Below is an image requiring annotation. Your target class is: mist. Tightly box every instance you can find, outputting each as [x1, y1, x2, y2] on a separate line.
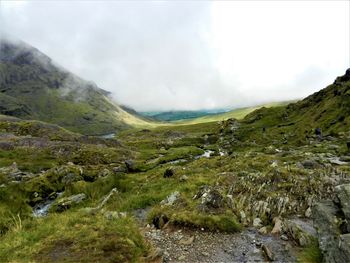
[1, 1, 349, 111]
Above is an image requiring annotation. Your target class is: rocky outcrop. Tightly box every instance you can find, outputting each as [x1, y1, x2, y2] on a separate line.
[193, 186, 224, 212]
[313, 184, 350, 262]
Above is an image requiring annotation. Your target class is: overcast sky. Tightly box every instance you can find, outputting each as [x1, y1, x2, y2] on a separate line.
[1, 1, 349, 111]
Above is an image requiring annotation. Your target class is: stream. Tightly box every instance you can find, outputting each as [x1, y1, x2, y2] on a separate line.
[32, 192, 63, 217]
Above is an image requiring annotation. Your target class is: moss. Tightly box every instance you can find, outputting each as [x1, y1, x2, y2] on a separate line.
[297, 239, 323, 263]
[148, 207, 241, 233]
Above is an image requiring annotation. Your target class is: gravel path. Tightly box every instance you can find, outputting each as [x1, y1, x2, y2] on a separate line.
[143, 225, 298, 263]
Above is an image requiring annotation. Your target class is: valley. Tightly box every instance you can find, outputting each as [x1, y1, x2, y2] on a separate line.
[0, 68, 349, 262]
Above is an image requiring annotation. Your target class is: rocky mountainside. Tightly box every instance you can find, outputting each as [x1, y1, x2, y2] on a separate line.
[0, 37, 150, 135]
[0, 45, 349, 263]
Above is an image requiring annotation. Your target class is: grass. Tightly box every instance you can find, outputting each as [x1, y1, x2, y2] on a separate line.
[176, 101, 294, 125]
[0, 211, 149, 263]
[297, 239, 323, 263]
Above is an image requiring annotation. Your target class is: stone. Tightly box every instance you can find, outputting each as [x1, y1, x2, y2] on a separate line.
[271, 217, 282, 235]
[258, 226, 268, 235]
[262, 244, 275, 261]
[305, 207, 312, 218]
[112, 166, 127, 173]
[283, 219, 312, 247]
[61, 172, 83, 185]
[195, 186, 224, 211]
[179, 236, 195, 245]
[125, 160, 137, 172]
[163, 167, 175, 178]
[240, 211, 247, 225]
[302, 160, 318, 169]
[160, 191, 180, 206]
[280, 234, 289, 241]
[52, 193, 86, 212]
[253, 218, 262, 228]
[179, 175, 188, 182]
[335, 184, 350, 231]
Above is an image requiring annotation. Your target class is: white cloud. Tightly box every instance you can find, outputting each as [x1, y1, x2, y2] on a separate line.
[1, 1, 349, 111]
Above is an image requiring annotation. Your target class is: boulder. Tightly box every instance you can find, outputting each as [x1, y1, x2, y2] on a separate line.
[160, 191, 180, 206]
[335, 184, 350, 232]
[283, 219, 312, 247]
[163, 167, 175, 178]
[271, 217, 282, 235]
[313, 200, 347, 262]
[194, 186, 224, 211]
[301, 160, 319, 169]
[125, 160, 136, 172]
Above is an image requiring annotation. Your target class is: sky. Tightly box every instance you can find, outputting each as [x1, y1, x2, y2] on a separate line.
[0, 1, 349, 111]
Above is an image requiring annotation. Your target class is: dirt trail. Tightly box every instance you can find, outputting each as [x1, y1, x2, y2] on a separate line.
[143, 226, 298, 263]
[135, 209, 299, 263]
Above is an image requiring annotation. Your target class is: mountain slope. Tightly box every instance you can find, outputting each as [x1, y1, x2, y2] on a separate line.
[0, 37, 151, 135]
[228, 69, 350, 145]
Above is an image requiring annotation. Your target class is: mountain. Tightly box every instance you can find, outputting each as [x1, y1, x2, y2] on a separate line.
[0, 37, 150, 135]
[229, 69, 350, 145]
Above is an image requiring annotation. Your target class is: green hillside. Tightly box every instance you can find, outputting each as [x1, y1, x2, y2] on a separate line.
[0, 38, 151, 135]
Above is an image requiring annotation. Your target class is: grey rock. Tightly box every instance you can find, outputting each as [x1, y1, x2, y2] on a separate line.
[161, 191, 180, 206]
[302, 160, 319, 169]
[335, 184, 350, 231]
[262, 244, 275, 261]
[283, 219, 312, 247]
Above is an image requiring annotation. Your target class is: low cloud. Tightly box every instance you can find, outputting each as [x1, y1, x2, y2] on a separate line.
[1, 1, 349, 111]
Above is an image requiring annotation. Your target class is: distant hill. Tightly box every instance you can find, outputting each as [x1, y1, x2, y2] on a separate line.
[140, 109, 229, 122]
[176, 101, 294, 125]
[0, 37, 151, 135]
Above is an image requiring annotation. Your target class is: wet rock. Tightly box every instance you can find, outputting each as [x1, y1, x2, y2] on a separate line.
[161, 191, 180, 206]
[164, 167, 175, 178]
